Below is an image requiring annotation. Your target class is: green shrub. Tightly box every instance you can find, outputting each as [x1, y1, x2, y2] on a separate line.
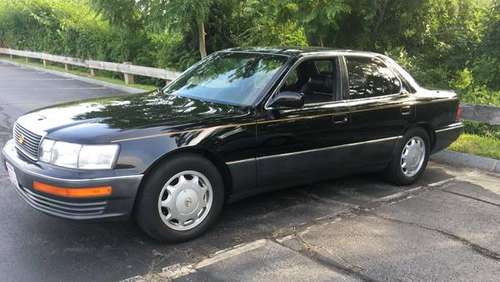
[0, 0, 151, 64]
[458, 86, 500, 106]
[463, 120, 500, 139]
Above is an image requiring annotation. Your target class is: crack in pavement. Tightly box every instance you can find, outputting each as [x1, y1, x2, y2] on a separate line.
[441, 189, 500, 208]
[371, 213, 500, 262]
[296, 189, 360, 208]
[273, 235, 379, 282]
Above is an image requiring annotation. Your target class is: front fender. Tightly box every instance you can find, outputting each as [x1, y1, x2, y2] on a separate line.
[114, 123, 257, 175]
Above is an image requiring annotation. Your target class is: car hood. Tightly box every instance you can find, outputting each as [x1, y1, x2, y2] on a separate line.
[16, 91, 251, 143]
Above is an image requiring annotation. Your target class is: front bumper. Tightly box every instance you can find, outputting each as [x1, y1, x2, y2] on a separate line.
[2, 139, 143, 220]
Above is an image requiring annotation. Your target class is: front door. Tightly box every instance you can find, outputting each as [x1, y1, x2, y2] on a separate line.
[255, 57, 353, 192]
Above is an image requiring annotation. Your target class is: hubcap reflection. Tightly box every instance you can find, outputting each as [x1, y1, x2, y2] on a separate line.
[158, 171, 213, 231]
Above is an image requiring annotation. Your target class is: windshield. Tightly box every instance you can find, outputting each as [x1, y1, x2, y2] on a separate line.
[163, 52, 288, 107]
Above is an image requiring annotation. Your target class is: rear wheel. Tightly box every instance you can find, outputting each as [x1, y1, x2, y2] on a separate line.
[384, 128, 430, 185]
[135, 154, 224, 243]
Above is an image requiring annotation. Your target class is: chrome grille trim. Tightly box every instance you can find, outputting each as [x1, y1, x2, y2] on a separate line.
[14, 123, 43, 161]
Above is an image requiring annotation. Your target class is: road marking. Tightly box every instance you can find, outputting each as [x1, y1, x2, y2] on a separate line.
[374, 177, 456, 203]
[154, 239, 268, 280]
[427, 177, 456, 187]
[374, 186, 424, 202]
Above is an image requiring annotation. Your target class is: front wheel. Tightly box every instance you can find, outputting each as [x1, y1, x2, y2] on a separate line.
[135, 154, 224, 243]
[384, 127, 430, 185]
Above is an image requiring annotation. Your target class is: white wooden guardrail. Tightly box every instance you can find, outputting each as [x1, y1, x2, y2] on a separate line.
[0, 48, 181, 84]
[461, 104, 500, 125]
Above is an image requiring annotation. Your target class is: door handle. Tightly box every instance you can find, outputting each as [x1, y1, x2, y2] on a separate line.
[401, 106, 412, 116]
[332, 115, 349, 125]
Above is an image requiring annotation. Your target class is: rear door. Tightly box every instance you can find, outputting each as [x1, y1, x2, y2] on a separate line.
[341, 55, 415, 168]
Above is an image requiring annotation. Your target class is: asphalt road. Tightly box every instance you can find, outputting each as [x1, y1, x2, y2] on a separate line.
[0, 61, 499, 282]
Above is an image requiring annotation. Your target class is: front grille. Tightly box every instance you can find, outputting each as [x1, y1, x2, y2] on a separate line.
[14, 123, 42, 160]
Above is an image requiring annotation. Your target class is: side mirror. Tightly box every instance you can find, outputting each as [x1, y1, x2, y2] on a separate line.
[269, 91, 304, 109]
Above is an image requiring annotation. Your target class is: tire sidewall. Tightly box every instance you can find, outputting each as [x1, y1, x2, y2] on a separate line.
[136, 154, 224, 243]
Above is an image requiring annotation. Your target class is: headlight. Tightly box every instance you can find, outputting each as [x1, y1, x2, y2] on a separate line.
[39, 139, 119, 170]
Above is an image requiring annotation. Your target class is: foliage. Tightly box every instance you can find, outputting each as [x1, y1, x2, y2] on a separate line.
[0, 0, 141, 62]
[230, 0, 308, 47]
[0, 0, 498, 105]
[451, 120, 500, 160]
[449, 134, 500, 159]
[273, 0, 351, 46]
[463, 120, 500, 139]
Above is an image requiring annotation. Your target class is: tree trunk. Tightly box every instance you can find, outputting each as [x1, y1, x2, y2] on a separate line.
[198, 21, 207, 58]
[373, 0, 390, 41]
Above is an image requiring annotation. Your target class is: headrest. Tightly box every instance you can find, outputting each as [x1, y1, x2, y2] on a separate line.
[307, 75, 334, 94]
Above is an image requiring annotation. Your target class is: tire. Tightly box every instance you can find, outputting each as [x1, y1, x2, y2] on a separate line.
[135, 154, 225, 243]
[384, 127, 430, 185]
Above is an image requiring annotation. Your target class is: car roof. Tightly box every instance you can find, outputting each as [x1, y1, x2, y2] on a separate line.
[224, 47, 382, 58]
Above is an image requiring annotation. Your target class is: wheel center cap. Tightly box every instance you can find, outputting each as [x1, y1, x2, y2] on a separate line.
[408, 148, 419, 164]
[185, 197, 193, 208]
[176, 189, 199, 215]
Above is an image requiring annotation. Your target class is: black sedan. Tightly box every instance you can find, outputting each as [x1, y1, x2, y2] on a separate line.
[2, 48, 463, 242]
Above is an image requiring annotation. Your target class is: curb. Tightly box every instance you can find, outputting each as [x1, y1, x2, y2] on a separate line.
[0, 59, 145, 94]
[431, 150, 500, 173]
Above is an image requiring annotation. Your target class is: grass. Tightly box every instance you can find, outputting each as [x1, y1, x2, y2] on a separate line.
[449, 134, 500, 159]
[0, 55, 158, 91]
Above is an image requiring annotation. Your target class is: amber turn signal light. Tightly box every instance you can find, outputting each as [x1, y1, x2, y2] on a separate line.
[33, 181, 112, 198]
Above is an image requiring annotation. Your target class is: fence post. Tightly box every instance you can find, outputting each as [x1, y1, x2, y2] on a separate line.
[25, 57, 29, 64]
[64, 64, 69, 72]
[123, 62, 134, 85]
[9, 54, 13, 60]
[43, 59, 47, 67]
[89, 68, 95, 77]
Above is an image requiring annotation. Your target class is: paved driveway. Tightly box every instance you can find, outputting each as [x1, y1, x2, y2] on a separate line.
[0, 61, 499, 282]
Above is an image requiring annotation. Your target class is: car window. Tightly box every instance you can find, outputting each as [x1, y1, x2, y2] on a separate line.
[163, 52, 288, 107]
[315, 60, 334, 74]
[279, 59, 337, 104]
[345, 56, 402, 99]
[284, 69, 299, 86]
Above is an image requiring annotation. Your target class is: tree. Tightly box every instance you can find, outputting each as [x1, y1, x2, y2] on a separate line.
[145, 0, 213, 58]
[93, 0, 215, 59]
[275, 0, 351, 46]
